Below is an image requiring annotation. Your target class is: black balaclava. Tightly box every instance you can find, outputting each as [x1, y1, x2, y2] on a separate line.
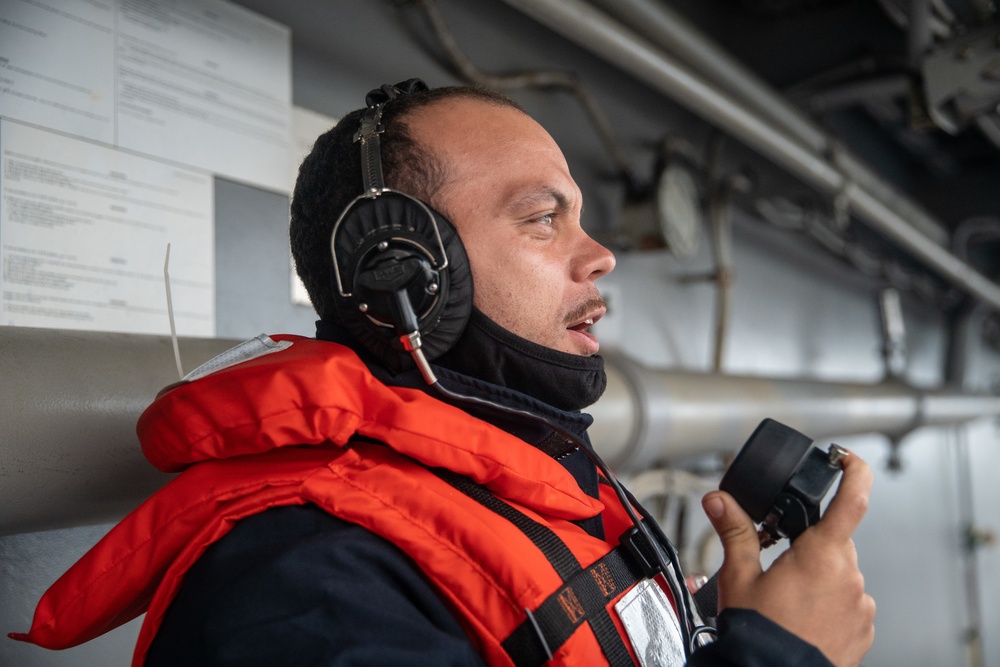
[431, 307, 606, 412]
[317, 306, 607, 413]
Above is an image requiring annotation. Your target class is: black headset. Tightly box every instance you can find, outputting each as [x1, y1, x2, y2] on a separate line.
[329, 79, 473, 373]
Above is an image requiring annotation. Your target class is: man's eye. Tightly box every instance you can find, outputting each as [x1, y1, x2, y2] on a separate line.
[533, 214, 554, 225]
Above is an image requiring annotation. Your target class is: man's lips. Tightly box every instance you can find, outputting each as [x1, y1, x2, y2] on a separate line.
[564, 297, 607, 332]
[563, 297, 607, 353]
[567, 309, 604, 332]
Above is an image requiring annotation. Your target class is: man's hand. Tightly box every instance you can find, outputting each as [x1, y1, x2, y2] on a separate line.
[702, 451, 876, 667]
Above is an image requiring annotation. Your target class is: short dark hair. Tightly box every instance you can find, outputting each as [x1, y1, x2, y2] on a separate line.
[290, 85, 524, 322]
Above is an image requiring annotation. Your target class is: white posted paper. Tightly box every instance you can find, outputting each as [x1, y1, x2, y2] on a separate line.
[1, 120, 214, 336]
[116, 0, 292, 192]
[1, 0, 292, 193]
[0, 0, 115, 143]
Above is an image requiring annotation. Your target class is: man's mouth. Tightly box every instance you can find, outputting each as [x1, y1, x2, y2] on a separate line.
[563, 297, 607, 354]
[567, 316, 597, 332]
[565, 296, 606, 332]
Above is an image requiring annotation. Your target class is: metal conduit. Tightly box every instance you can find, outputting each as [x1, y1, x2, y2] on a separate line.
[4, 328, 999, 535]
[590, 350, 1000, 472]
[499, 0, 1000, 312]
[585, 0, 948, 245]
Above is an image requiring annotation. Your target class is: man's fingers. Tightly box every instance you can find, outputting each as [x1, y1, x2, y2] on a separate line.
[702, 491, 763, 577]
[844, 538, 859, 565]
[814, 452, 873, 543]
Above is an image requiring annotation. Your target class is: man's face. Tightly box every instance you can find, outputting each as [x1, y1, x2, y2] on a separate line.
[406, 98, 616, 356]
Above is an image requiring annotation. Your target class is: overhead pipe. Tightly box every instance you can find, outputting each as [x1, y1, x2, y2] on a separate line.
[586, 0, 832, 158]
[499, 0, 1000, 312]
[586, 0, 947, 245]
[4, 328, 999, 535]
[589, 349, 1000, 472]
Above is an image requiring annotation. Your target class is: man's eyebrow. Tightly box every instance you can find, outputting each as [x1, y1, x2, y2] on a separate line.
[503, 186, 572, 214]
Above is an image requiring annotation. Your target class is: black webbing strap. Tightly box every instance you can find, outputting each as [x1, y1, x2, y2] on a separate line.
[501, 546, 644, 667]
[533, 432, 577, 460]
[436, 470, 635, 666]
[437, 469, 578, 579]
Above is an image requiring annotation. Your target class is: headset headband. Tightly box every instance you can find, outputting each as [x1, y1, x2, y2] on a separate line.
[353, 79, 429, 196]
[354, 103, 387, 195]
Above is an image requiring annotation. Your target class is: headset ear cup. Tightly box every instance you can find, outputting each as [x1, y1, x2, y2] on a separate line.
[332, 192, 472, 371]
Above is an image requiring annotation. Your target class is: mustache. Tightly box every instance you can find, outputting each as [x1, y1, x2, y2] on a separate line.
[563, 296, 607, 326]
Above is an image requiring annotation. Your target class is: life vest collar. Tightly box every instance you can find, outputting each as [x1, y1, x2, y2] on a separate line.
[138, 335, 604, 521]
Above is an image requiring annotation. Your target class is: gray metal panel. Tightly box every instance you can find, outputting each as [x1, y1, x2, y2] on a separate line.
[214, 177, 316, 339]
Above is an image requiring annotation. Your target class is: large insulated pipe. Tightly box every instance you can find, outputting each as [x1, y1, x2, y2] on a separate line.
[0, 327, 236, 536]
[4, 328, 1000, 535]
[499, 0, 1000, 312]
[590, 350, 1000, 472]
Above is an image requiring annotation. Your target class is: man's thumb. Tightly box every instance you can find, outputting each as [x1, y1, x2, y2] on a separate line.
[702, 491, 762, 573]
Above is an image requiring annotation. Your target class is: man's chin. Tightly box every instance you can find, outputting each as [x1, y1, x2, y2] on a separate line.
[563, 330, 601, 356]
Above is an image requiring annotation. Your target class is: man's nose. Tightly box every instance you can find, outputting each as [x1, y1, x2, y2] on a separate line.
[575, 231, 616, 281]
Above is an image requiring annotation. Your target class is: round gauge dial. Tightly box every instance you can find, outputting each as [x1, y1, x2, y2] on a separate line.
[656, 163, 703, 261]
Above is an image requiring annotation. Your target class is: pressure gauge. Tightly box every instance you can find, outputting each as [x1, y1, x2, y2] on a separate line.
[655, 163, 703, 261]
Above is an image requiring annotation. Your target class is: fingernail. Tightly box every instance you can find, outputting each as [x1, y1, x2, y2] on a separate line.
[704, 494, 725, 519]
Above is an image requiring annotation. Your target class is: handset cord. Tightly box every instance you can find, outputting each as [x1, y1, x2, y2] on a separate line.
[405, 342, 708, 657]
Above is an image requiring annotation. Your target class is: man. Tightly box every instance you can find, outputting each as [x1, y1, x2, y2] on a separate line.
[13, 81, 874, 666]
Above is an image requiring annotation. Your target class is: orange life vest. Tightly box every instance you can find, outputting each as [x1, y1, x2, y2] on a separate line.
[12, 336, 675, 666]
